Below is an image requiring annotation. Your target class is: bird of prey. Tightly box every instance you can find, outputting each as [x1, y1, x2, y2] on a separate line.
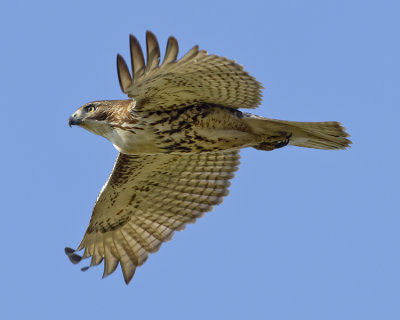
[66, 31, 351, 284]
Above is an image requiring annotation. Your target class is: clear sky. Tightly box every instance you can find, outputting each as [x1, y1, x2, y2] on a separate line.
[0, 0, 398, 319]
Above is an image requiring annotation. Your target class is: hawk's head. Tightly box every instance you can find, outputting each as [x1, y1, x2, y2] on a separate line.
[69, 100, 132, 136]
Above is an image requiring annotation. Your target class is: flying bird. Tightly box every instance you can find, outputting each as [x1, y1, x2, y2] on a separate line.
[66, 31, 351, 284]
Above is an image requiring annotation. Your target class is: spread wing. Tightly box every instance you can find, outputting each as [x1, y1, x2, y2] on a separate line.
[66, 150, 240, 284]
[116, 31, 262, 111]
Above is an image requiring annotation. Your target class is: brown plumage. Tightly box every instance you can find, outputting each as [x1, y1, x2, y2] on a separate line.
[67, 31, 351, 284]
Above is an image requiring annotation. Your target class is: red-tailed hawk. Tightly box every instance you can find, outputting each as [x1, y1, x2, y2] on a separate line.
[66, 31, 351, 284]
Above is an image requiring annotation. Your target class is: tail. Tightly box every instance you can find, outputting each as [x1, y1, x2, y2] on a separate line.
[244, 116, 351, 150]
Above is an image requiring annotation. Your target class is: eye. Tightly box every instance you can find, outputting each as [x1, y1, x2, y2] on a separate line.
[86, 105, 96, 112]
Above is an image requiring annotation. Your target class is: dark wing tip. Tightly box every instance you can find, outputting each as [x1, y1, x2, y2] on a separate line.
[129, 34, 145, 80]
[123, 269, 136, 285]
[129, 33, 139, 45]
[145, 30, 157, 43]
[161, 36, 179, 66]
[145, 30, 160, 73]
[117, 54, 133, 93]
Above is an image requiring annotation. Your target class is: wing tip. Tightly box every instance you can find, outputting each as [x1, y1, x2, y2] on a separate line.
[116, 54, 132, 93]
[145, 30, 161, 73]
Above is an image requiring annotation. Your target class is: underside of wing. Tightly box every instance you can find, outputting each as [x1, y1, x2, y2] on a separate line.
[117, 31, 263, 111]
[66, 150, 240, 284]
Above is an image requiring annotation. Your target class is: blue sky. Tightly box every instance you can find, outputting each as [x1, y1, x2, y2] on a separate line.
[0, 0, 399, 319]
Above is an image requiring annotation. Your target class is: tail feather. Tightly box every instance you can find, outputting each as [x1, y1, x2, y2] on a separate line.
[244, 116, 351, 150]
[285, 120, 351, 150]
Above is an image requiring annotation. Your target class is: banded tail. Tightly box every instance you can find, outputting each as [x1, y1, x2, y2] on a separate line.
[244, 115, 351, 150]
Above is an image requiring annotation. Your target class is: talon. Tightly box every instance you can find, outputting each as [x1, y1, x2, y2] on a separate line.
[68, 253, 83, 264]
[65, 246, 83, 264]
[275, 133, 292, 149]
[65, 247, 75, 255]
[81, 266, 90, 272]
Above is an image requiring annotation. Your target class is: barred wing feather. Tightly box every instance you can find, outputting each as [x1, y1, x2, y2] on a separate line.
[66, 151, 240, 284]
[117, 31, 262, 111]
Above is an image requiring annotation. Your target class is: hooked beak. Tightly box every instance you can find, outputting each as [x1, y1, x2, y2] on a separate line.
[68, 115, 82, 127]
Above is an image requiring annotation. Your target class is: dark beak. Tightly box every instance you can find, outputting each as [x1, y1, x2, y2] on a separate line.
[68, 116, 82, 127]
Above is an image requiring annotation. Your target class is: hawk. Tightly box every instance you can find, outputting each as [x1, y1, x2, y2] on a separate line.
[66, 31, 351, 284]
